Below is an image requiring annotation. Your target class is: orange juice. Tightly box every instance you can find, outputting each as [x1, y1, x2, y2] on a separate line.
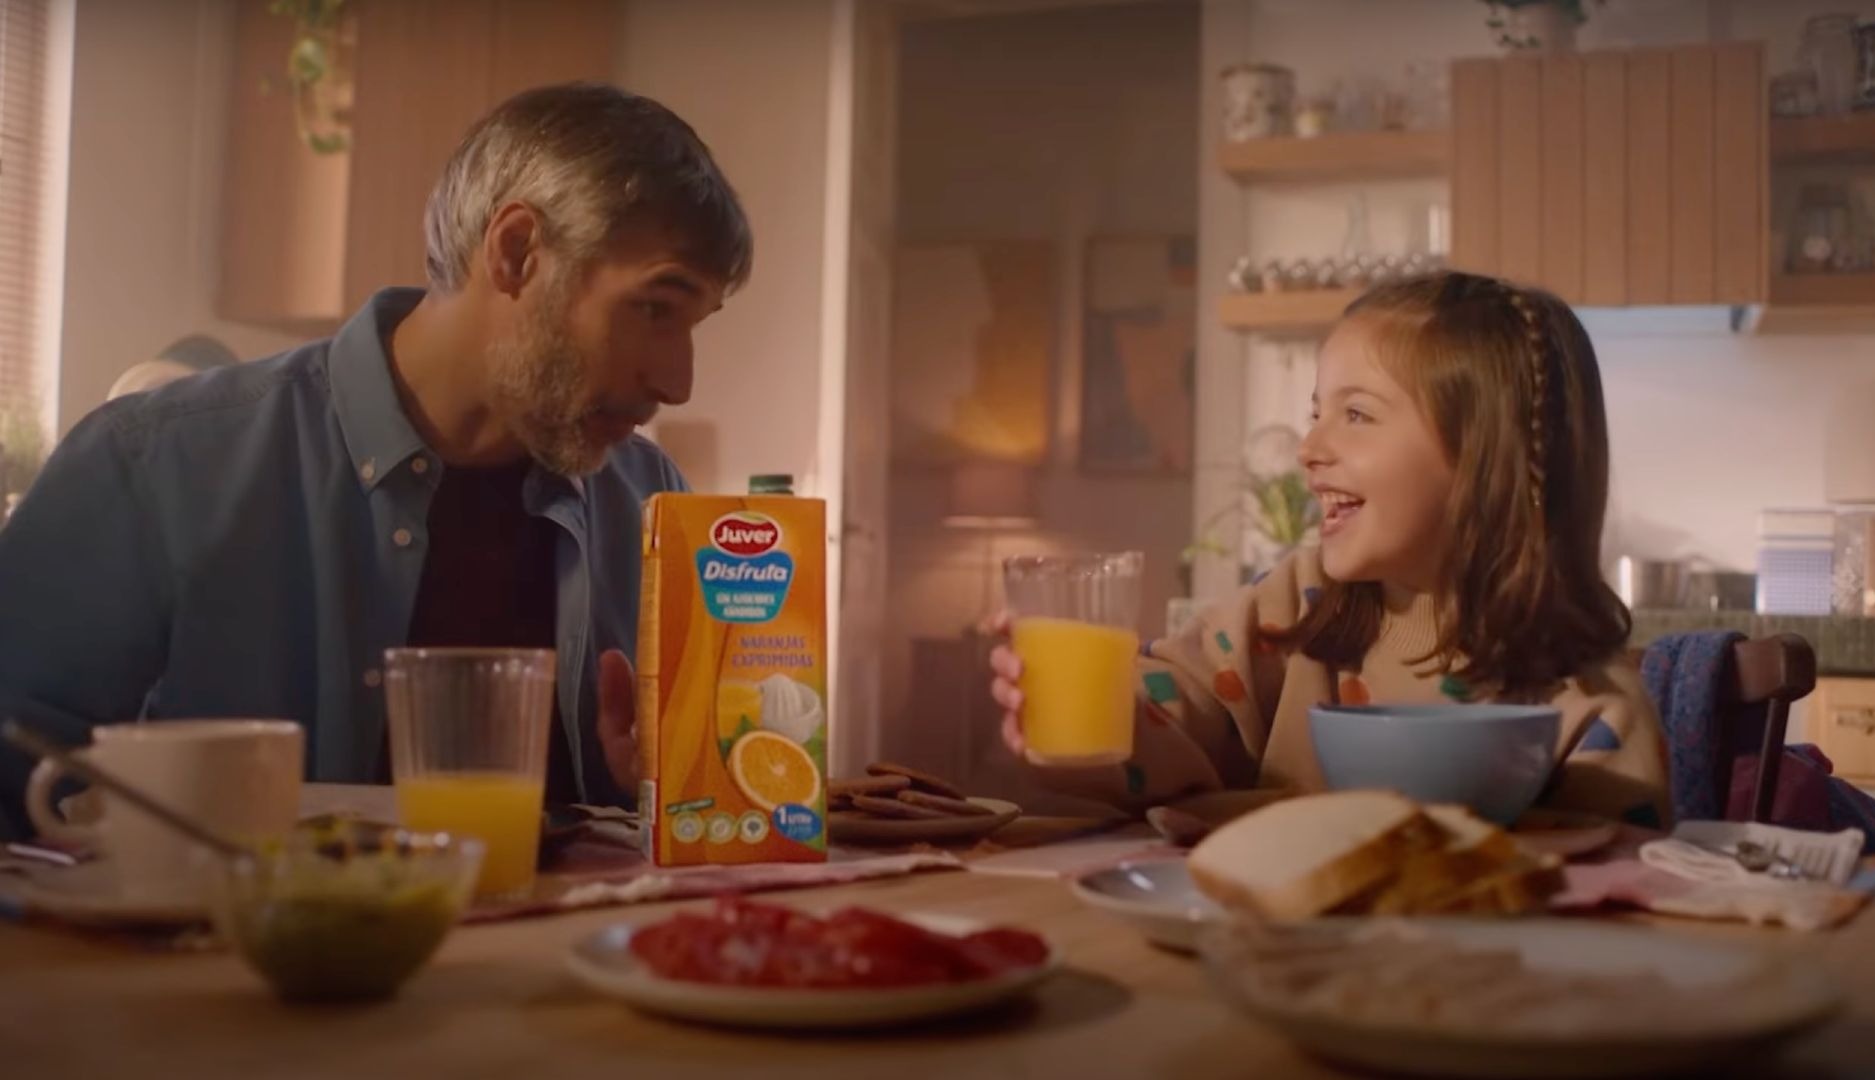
[1013, 616, 1139, 766]
[395, 771, 544, 898]
[638, 494, 827, 866]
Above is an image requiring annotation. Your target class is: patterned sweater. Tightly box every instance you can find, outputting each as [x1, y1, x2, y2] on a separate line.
[1052, 548, 1672, 828]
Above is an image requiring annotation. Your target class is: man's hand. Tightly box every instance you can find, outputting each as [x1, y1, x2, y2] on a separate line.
[597, 649, 639, 792]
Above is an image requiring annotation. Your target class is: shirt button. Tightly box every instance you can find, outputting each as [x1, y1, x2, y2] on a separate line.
[363, 668, 382, 688]
[359, 460, 376, 482]
[392, 528, 413, 548]
[410, 457, 430, 475]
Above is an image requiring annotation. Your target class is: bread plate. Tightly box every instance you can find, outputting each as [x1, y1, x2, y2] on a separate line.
[1199, 916, 1842, 1079]
[1070, 859, 1224, 952]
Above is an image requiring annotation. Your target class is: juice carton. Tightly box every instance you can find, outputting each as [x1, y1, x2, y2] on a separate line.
[637, 492, 828, 865]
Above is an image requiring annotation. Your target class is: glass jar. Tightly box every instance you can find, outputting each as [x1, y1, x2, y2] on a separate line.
[1857, 20, 1875, 109]
[1221, 64, 1295, 141]
[1789, 184, 1853, 274]
[1770, 69, 1822, 117]
[1801, 14, 1860, 115]
[1833, 510, 1875, 616]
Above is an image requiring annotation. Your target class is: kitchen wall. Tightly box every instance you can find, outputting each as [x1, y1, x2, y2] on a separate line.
[883, 2, 1199, 788]
[55, 0, 305, 436]
[55, 0, 845, 496]
[620, 0, 838, 499]
[1201, 0, 1875, 581]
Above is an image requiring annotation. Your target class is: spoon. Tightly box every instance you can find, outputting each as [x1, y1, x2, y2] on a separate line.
[2, 721, 254, 865]
[1731, 839, 1810, 881]
[1690, 837, 1809, 881]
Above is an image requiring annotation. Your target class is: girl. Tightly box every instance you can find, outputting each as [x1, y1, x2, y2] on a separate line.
[990, 271, 1672, 828]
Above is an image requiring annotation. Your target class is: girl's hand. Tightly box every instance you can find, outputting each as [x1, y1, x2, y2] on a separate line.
[984, 612, 1027, 759]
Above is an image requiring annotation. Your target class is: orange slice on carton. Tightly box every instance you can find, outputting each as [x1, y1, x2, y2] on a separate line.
[728, 731, 821, 812]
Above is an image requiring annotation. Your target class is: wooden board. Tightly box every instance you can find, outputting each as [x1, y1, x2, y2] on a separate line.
[1668, 46, 1717, 304]
[1450, 58, 1501, 276]
[1538, 54, 1585, 302]
[1496, 56, 1543, 285]
[1712, 42, 1765, 304]
[1218, 131, 1450, 182]
[5, 851, 1875, 1078]
[1770, 112, 1875, 163]
[1625, 50, 1673, 305]
[1768, 272, 1875, 306]
[1581, 52, 1628, 305]
[1219, 289, 1362, 335]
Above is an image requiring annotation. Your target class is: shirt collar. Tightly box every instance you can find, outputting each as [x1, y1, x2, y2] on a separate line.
[327, 287, 433, 493]
[327, 286, 590, 502]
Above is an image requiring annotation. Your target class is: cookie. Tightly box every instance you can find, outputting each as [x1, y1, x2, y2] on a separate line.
[850, 794, 951, 820]
[864, 761, 967, 801]
[828, 774, 912, 799]
[897, 790, 993, 818]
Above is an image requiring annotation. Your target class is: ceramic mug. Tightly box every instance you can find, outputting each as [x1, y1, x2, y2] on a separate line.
[26, 720, 304, 901]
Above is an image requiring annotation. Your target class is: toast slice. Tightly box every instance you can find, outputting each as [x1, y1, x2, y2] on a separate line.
[1414, 852, 1566, 916]
[1351, 804, 1525, 916]
[1189, 790, 1440, 920]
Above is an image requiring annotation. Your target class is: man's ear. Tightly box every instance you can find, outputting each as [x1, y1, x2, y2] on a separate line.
[480, 201, 541, 299]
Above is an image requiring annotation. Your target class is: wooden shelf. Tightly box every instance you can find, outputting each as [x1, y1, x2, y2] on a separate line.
[1769, 272, 1875, 306]
[1770, 114, 1875, 164]
[1220, 289, 1361, 335]
[1220, 130, 1451, 182]
[1742, 273, 1875, 333]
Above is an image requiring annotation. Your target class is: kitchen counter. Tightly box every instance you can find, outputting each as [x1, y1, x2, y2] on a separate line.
[1630, 610, 1875, 677]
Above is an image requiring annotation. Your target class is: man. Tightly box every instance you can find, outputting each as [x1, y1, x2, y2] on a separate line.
[0, 83, 751, 838]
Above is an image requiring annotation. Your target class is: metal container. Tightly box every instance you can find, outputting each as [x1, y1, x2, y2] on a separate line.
[1684, 570, 1758, 613]
[1615, 557, 1688, 610]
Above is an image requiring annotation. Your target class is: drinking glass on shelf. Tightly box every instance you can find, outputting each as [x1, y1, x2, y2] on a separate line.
[1800, 14, 1860, 115]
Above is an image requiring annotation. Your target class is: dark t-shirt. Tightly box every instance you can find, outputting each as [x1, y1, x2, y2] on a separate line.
[401, 460, 578, 803]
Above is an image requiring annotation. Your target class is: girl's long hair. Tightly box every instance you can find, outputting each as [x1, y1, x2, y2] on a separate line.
[1287, 271, 1631, 696]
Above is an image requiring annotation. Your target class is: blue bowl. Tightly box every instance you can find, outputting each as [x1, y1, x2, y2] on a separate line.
[1307, 704, 1561, 825]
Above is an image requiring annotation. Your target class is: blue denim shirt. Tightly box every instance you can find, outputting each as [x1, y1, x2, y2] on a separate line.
[0, 289, 684, 838]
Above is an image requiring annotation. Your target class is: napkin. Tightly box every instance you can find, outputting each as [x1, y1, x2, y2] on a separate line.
[1552, 821, 1871, 932]
[465, 851, 963, 923]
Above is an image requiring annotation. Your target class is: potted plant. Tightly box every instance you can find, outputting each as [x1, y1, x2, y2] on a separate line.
[267, 0, 354, 155]
[1480, 0, 1604, 53]
[1172, 426, 1320, 632]
[0, 407, 45, 518]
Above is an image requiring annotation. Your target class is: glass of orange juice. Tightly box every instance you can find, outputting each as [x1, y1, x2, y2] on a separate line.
[1004, 552, 1143, 767]
[383, 647, 555, 901]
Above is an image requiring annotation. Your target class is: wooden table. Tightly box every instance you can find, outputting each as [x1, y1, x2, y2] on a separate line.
[5, 866, 1875, 1078]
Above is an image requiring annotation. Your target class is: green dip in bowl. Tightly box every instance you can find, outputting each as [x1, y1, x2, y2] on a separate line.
[214, 819, 483, 1003]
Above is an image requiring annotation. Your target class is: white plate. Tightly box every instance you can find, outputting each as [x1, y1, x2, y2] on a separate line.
[2, 860, 209, 927]
[1070, 859, 1224, 952]
[1202, 918, 1844, 1080]
[566, 911, 1058, 1030]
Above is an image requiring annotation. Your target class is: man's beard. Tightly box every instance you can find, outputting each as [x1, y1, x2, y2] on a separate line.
[486, 274, 614, 477]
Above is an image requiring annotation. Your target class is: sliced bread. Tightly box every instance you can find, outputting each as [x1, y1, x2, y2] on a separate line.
[1351, 804, 1524, 916]
[1416, 853, 1566, 916]
[1189, 790, 1439, 920]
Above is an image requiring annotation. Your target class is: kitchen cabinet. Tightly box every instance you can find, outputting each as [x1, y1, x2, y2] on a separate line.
[1449, 43, 1766, 307]
[1809, 677, 1875, 787]
[217, 0, 618, 332]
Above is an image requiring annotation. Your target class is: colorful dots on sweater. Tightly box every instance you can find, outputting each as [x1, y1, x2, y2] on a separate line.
[1213, 669, 1247, 703]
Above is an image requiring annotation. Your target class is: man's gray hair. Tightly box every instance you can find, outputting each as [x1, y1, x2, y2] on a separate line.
[423, 82, 752, 293]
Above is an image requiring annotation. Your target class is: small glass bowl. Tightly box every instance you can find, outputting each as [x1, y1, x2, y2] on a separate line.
[213, 819, 483, 1003]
